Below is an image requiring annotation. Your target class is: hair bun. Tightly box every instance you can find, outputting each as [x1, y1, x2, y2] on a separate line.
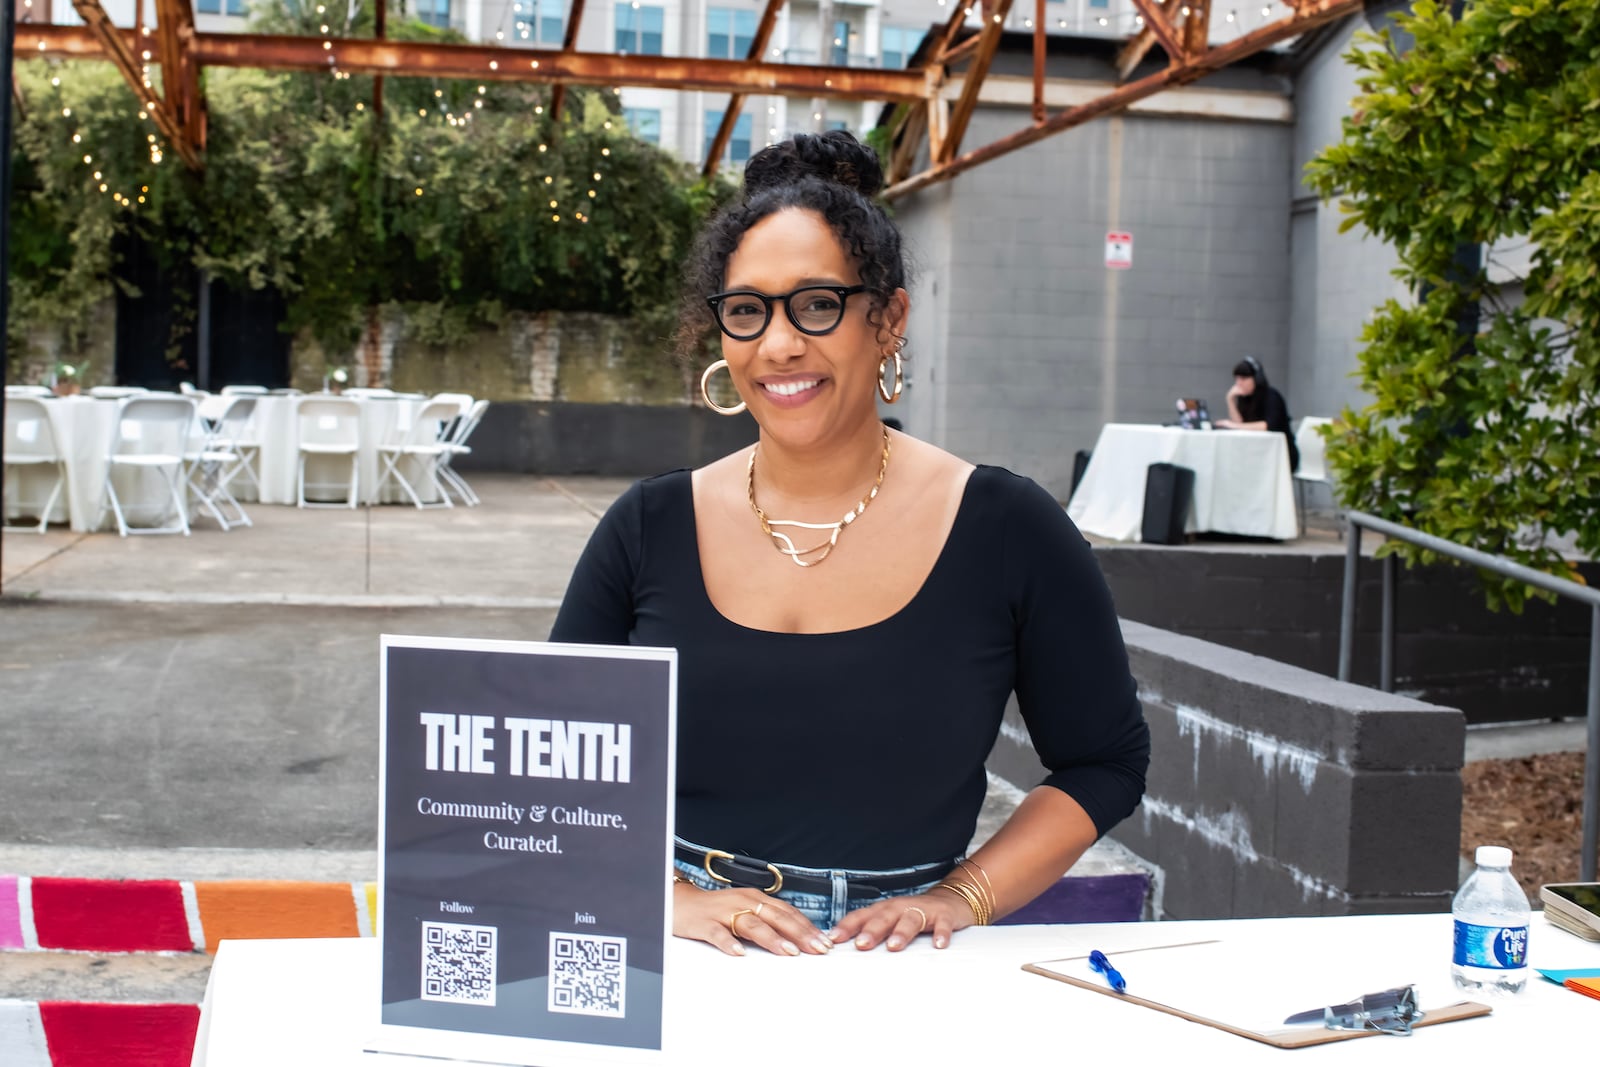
[743, 131, 884, 199]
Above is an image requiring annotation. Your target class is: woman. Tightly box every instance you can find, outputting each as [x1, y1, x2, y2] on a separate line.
[1217, 356, 1300, 472]
[550, 132, 1148, 958]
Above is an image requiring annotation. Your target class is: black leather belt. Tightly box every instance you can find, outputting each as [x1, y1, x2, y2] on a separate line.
[674, 844, 956, 899]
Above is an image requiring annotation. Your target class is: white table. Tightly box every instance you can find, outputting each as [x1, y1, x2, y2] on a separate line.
[2, 396, 184, 533]
[250, 395, 441, 506]
[1068, 423, 1298, 541]
[191, 913, 1593, 1065]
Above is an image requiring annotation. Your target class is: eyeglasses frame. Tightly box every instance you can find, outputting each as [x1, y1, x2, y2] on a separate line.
[706, 284, 870, 341]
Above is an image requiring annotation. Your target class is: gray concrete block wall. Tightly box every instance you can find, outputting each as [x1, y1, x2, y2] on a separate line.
[987, 619, 1465, 920]
[895, 98, 1293, 498]
[1288, 16, 1409, 423]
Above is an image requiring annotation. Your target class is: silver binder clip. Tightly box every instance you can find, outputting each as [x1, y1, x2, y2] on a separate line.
[1283, 985, 1426, 1036]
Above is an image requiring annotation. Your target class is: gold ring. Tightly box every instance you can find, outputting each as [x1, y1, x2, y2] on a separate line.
[905, 906, 928, 933]
[729, 908, 756, 935]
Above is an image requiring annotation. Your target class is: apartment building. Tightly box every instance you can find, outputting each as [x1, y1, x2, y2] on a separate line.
[30, 0, 1297, 166]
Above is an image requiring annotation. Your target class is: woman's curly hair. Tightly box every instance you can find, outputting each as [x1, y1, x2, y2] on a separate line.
[674, 130, 909, 362]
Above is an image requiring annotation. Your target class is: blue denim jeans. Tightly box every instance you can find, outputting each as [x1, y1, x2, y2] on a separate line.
[673, 836, 950, 930]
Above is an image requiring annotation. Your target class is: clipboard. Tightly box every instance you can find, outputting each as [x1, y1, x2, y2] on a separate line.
[1023, 941, 1493, 1049]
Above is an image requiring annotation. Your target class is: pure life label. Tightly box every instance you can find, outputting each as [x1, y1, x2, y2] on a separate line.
[1453, 922, 1529, 969]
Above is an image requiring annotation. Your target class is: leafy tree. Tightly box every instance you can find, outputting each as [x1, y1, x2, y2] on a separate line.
[8, 0, 734, 367]
[1306, 0, 1600, 609]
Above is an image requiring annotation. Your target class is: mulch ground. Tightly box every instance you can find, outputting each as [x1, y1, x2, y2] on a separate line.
[1460, 750, 1587, 899]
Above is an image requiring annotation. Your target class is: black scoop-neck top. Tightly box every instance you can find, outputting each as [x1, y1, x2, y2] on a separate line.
[549, 464, 1148, 870]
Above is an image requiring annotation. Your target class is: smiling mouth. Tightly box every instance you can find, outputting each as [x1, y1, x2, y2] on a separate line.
[763, 380, 822, 397]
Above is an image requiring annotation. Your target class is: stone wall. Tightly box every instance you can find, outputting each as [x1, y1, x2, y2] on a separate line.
[6, 302, 119, 392]
[288, 307, 692, 406]
[986, 619, 1465, 920]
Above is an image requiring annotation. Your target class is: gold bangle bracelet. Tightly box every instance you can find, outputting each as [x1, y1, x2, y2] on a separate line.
[934, 879, 991, 926]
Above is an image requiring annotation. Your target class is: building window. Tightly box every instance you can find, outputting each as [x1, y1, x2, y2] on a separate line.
[830, 19, 850, 65]
[707, 8, 757, 59]
[1088, 0, 1110, 7]
[704, 110, 754, 163]
[414, 0, 450, 28]
[615, 3, 665, 55]
[622, 108, 662, 145]
[195, 0, 248, 13]
[517, 0, 565, 43]
[879, 26, 924, 69]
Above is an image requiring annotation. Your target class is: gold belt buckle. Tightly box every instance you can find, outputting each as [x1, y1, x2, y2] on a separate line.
[702, 849, 784, 894]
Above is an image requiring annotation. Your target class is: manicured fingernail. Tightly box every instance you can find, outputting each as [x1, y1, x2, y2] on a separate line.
[855, 935, 871, 948]
[782, 941, 800, 956]
[732, 942, 746, 956]
[811, 937, 833, 953]
[829, 928, 848, 942]
[887, 936, 904, 950]
[934, 936, 948, 949]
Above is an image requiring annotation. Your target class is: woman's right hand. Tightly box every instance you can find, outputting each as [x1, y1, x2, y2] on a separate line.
[673, 882, 834, 957]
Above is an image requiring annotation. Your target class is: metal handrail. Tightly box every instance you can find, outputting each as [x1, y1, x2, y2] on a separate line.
[1336, 510, 1600, 881]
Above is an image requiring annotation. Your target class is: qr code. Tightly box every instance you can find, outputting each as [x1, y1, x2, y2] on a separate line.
[549, 932, 626, 1018]
[421, 921, 497, 1007]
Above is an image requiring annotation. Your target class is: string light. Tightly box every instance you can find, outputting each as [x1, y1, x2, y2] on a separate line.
[534, 105, 544, 114]
[549, 199, 558, 208]
[357, 101, 365, 111]
[551, 214, 560, 221]
[62, 107, 71, 117]
[593, 172, 601, 181]
[415, 187, 424, 196]
[601, 147, 610, 156]
[490, 60, 499, 70]
[545, 175, 554, 184]
[588, 189, 596, 198]
[539, 143, 548, 151]
[51, 77, 60, 86]
[1227, 10, 1236, 20]
[72, 133, 81, 143]
[474, 100, 482, 109]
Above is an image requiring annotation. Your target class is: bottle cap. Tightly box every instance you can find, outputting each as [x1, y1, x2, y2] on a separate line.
[1475, 845, 1512, 868]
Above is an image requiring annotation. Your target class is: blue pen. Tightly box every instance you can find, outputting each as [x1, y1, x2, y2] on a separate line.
[1088, 949, 1127, 994]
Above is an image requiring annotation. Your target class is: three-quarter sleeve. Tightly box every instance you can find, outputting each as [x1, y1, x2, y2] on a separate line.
[548, 480, 645, 646]
[1003, 475, 1149, 838]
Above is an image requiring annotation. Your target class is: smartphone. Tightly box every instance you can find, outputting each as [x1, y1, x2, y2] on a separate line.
[1541, 883, 1600, 941]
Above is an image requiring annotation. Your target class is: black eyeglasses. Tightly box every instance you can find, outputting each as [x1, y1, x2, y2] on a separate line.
[706, 284, 868, 341]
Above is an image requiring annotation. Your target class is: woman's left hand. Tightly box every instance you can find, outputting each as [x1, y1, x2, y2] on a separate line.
[828, 891, 975, 952]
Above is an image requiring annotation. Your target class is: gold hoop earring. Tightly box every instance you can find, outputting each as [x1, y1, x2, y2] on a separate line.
[877, 351, 903, 405]
[700, 359, 747, 416]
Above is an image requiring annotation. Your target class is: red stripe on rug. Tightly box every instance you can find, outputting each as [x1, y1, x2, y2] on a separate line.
[30, 878, 193, 952]
[37, 1002, 199, 1067]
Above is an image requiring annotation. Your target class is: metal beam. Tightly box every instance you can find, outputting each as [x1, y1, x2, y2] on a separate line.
[939, 0, 1014, 164]
[63, 2, 200, 169]
[1031, 0, 1044, 124]
[18, 26, 930, 102]
[547, 0, 588, 123]
[884, 0, 1361, 199]
[1124, 0, 1183, 65]
[1179, 0, 1212, 58]
[153, 0, 204, 151]
[703, 0, 785, 177]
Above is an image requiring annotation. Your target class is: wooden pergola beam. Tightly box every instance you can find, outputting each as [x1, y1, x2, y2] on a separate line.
[1125, 0, 1183, 66]
[702, 0, 785, 177]
[18, 26, 931, 102]
[884, 0, 1362, 200]
[64, 1, 201, 169]
[547, 0, 588, 123]
[939, 0, 1014, 164]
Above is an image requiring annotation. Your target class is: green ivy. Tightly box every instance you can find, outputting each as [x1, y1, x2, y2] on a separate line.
[1305, 0, 1600, 611]
[8, 0, 737, 364]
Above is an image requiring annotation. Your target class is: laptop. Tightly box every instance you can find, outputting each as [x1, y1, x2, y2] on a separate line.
[1174, 398, 1212, 430]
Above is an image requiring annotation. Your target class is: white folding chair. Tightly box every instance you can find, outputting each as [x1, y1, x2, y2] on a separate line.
[89, 386, 148, 400]
[185, 395, 256, 531]
[373, 398, 460, 509]
[438, 398, 489, 507]
[1294, 416, 1338, 538]
[100, 395, 196, 537]
[221, 384, 269, 396]
[6, 385, 54, 399]
[344, 387, 397, 399]
[3, 397, 68, 533]
[296, 396, 362, 508]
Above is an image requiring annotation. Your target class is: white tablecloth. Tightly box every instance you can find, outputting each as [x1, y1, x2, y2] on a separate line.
[3, 396, 185, 533]
[251, 395, 440, 506]
[1068, 424, 1298, 541]
[191, 913, 1592, 1066]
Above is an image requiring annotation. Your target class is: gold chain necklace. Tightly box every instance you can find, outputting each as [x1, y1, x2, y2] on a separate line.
[747, 427, 891, 568]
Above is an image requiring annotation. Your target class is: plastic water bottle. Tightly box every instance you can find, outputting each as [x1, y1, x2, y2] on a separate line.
[1451, 845, 1530, 995]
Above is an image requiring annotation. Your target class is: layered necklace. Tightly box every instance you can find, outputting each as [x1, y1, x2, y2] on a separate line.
[747, 427, 891, 568]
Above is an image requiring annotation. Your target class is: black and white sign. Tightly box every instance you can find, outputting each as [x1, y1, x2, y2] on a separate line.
[371, 635, 677, 1066]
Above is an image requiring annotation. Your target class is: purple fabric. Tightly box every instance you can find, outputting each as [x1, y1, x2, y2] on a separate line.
[0, 875, 23, 948]
[998, 872, 1149, 926]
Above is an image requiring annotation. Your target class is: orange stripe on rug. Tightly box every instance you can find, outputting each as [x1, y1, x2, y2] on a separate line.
[191, 881, 361, 952]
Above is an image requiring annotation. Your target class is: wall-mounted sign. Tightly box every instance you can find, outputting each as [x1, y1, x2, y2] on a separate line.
[1106, 231, 1134, 270]
[370, 635, 677, 1067]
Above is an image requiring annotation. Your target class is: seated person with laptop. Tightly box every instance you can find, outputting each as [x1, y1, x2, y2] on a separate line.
[1214, 356, 1299, 472]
